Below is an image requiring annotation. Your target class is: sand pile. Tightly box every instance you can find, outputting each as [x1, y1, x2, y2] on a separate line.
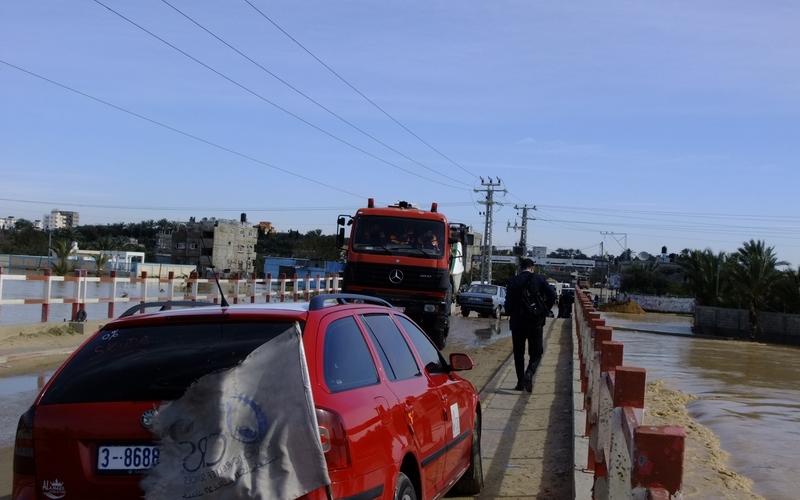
[645, 380, 762, 499]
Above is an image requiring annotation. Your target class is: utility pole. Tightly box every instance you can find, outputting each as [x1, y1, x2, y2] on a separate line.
[507, 204, 537, 257]
[475, 177, 506, 283]
[600, 231, 628, 259]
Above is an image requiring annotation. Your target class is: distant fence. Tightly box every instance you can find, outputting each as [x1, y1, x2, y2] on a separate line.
[0, 268, 341, 323]
[694, 305, 800, 345]
[575, 287, 685, 499]
[626, 294, 695, 314]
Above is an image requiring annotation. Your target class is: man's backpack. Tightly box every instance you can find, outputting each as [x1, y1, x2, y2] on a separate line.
[520, 275, 547, 317]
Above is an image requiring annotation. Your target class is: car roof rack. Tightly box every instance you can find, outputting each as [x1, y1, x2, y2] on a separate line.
[119, 301, 217, 318]
[309, 293, 392, 311]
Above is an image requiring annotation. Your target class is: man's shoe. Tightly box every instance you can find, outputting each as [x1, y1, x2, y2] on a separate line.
[524, 368, 534, 393]
[513, 382, 524, 391]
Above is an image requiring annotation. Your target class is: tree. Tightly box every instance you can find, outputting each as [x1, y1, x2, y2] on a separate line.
[771, 267, 800, 314]
[93, 253, 110, 277]
[547, 248, 588, 259]
[50, 239, 75, 276]
[621, 261, 668, 295]
[727, 240, 782, 339]
[679, 249, 728, 306]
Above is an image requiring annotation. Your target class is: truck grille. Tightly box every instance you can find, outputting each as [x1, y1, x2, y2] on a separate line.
[344, 263, 449, 291]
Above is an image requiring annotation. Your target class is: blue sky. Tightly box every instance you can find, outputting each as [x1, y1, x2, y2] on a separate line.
[2, 1, 799, 263]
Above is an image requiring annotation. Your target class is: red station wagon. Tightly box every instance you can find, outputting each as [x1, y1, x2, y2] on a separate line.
[13, 294, 483, 500]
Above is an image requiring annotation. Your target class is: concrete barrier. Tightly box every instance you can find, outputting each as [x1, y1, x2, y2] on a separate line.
[0, 268, 341, 322]
[694, 305, 800, 345]
[574, 288, 685, 499]
[626, 294, 695, 314]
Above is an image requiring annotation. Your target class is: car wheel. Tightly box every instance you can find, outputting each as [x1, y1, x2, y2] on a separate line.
[478, 312, 489, 318]
[451, 414, 483, 495]
[461, 308, 470, 317]
[394, 472, 417, 500]
[491, 306, 500, 319]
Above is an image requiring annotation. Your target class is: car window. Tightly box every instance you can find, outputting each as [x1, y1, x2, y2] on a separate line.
[323, 316, 379, 393]
[468, 284, 497, 294]
[361, 314, 420, 380]
[41, 321, 295, 404]
[396, 316, 446, 373]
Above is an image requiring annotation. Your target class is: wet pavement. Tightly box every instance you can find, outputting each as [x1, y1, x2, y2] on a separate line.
[611, 318, 800, 500]
[0, 372, 51, 447]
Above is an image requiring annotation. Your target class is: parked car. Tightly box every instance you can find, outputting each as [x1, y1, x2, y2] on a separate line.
[457, 283, 506, 318]
[12, 295, 483, 500]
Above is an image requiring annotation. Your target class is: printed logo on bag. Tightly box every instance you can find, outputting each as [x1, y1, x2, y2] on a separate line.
[42, 479, 66, 499]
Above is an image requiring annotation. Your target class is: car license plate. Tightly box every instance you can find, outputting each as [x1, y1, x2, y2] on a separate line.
[97, 445, 160, 471]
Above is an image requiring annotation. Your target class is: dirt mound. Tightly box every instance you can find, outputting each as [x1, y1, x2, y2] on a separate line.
[599, 300, 645, 314]
[645, 380, 763, 499]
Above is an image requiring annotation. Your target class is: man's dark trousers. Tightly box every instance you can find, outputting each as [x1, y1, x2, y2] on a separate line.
[512, 322, 544, 386]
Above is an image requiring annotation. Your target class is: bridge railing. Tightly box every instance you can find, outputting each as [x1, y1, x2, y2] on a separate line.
[0, 267, 341, 322]
[575, 288, 685, 499]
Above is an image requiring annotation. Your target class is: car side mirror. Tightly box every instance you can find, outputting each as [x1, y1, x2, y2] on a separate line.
[449, 353, 474, 371]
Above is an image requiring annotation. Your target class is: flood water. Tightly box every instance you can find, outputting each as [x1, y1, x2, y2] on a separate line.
[605, 313, 800, 500]
[0, 372, 52, 448]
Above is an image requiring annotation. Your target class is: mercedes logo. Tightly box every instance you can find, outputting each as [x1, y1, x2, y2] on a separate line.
[389, 269, 404, 284]
[141, 409, 157, 430]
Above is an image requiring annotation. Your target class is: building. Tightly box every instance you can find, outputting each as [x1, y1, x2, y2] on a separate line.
[530, 246, 547, 259]
[44, 209, 79, 230]
[156, 214, 257, 275]
[0, 216, 16, 230]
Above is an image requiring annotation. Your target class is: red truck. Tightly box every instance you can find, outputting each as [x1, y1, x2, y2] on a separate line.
[336, 199, 470, 348]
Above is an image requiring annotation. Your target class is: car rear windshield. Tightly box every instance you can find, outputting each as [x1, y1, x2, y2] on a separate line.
[468, 285, 497, 295]
[40, 321, 296, 405]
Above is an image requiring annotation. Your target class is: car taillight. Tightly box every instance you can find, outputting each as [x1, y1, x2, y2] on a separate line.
[13, 407, 36, 490]
[315, 407, 350, 470]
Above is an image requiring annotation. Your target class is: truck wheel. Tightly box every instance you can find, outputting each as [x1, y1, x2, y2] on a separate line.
[433, 318, 448, 349]
[461, 308, 470, 317]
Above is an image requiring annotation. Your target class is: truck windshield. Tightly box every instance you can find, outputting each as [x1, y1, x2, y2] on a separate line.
[352, 216, 445, 258]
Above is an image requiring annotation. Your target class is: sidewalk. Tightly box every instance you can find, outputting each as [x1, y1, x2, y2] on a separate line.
[452, 318, 575, 499]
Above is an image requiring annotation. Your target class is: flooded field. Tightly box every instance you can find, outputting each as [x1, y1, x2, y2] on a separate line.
[606, 313, 800, 500]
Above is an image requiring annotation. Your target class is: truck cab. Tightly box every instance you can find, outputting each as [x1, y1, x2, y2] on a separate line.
[337, 200, 468, 348]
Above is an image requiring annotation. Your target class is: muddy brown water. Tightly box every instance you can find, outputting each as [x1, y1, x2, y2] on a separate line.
[604, 313, 800, 500]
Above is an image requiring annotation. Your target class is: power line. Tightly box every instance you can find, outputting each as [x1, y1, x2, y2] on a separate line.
[91, 0, 468, 191]
[158, 0, 470, 188]
[0, 197, 476, 212]
[0, 58, 364, 199]
[241, 0, 478, 179]
[538, 204, 800, 222]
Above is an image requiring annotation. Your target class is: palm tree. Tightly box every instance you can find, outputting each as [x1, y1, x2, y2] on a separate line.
[728, 240, 782, 340]
[679, 249, 728, 306]
[771, 266, 800, 314]
[50, 239, 74, 276]
[92, 253, 110, 277]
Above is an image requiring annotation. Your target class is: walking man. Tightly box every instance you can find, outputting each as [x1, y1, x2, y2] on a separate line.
[504, 258, 556, 392]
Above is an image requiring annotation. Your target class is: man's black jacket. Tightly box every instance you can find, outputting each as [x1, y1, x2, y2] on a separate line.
[504, 271, 557, 330]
